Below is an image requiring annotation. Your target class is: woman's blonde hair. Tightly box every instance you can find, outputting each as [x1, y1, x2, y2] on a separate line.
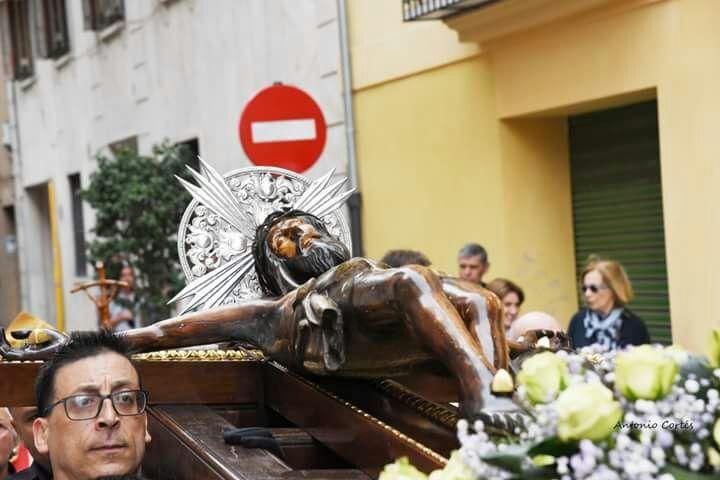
[580, 256, 634, 306]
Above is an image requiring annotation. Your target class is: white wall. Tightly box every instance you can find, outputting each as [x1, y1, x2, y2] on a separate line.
[11, 0, 349, 330]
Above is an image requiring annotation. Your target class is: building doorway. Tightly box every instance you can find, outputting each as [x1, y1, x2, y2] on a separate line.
[0, 205, 21, 325]
[24, 183, 56, 324]
[569, 101, 671, 343]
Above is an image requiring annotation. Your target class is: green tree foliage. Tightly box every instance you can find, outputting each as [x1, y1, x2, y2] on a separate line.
[82, 142, 195, 324]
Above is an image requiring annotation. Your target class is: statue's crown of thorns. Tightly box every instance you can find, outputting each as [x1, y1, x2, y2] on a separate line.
[172, 159, 354, 314]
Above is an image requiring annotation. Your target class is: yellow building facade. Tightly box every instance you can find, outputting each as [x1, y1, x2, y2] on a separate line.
[348, 0, 720, 353]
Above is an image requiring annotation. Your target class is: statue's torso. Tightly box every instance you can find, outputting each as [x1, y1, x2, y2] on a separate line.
[272, 258, 437, 378]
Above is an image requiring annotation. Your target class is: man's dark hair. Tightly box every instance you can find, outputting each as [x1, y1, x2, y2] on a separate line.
[380, 249, 431, 268]
[253, 209, 349, 296]
[458, 243, 488, 263]
[36, 330, 135, 417]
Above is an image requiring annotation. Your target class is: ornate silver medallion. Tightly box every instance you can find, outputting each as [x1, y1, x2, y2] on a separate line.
[172, 160, 353, 314]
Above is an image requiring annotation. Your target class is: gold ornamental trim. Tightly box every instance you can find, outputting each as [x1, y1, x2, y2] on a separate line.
[132, 348, 265, 362]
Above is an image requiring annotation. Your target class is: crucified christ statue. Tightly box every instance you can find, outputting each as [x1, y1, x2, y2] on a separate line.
[0, 163, 532, 422]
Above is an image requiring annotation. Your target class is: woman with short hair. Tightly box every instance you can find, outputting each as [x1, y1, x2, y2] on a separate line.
[568, 257, 649, 350]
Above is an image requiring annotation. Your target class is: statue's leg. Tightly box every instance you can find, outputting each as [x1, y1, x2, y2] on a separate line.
[350, 266, 513, 418]
[120, 297, 288, 353]
[441, 278, 509, 372]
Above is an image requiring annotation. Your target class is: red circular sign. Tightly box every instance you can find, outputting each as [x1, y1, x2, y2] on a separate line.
[239, 84, 327, 173]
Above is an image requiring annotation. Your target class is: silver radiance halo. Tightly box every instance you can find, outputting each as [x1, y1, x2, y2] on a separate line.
[172, 159, 354, 314]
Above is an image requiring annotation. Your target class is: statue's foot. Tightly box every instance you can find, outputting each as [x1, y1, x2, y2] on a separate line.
[461, 392, 527, 436]
[474, 409, 528, 436]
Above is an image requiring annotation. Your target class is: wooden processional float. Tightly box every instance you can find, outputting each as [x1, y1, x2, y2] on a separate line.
[2, 162, 537, 479]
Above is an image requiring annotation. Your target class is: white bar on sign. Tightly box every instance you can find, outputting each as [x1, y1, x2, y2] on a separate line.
[251, 119, 317, 143]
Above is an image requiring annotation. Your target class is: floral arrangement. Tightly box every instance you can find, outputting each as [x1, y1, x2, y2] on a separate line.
[379, 330, 720, 480]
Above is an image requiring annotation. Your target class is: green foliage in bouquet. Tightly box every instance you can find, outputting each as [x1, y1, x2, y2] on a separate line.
[81, 141, 195, 324]
[381, 331, 720, 480]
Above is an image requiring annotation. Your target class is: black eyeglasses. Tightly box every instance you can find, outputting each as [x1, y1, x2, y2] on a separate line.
[44, 390, 148, 421]
[581, 284, 607, 294]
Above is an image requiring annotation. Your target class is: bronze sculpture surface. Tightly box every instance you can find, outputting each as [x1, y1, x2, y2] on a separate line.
[1, 163, 524, 420]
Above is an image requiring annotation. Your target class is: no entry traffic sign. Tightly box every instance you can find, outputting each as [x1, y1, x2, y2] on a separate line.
[239, 84, 327, 173]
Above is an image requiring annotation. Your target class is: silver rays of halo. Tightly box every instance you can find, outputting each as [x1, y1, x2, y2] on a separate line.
[170, 158, 354, 314]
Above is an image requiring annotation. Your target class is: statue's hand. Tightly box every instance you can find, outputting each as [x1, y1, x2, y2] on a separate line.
[0, 327, 70, 361]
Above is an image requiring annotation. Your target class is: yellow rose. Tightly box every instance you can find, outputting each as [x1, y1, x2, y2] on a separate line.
[709, 329, 720, 368]
[714, 418, 720, 448]
[556, 383, 622, 441]
[615, 345, 678, 400]
[708, 447, 720, 468]
[517, 351, 569, 404]
[379, 457, 428, 480]
[428, 451, 474, 480]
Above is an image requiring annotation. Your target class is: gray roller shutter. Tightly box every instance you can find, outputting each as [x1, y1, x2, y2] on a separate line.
[569, 101, 671, 344]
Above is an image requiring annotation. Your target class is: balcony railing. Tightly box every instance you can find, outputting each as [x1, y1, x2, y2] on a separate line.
[402, 0, 498, 22]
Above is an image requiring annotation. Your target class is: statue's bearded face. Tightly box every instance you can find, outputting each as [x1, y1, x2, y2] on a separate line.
[267, 217, 350, 282]
[254, 212, 350, 296]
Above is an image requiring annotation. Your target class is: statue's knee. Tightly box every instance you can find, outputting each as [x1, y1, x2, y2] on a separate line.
[392, 265, 434, 292]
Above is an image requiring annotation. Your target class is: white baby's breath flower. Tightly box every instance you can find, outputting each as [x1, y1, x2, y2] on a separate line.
[634, 400, 657, 414]
[707, 389, 719, 401]
[685, 379, 700, 394]
[650, 446, 666, 465]
[655, 429, 674, 448]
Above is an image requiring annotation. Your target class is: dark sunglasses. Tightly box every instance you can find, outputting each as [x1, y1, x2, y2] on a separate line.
[581, 284, 607, 294]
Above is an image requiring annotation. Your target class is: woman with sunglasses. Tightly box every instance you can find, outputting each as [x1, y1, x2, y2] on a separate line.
[568, 257, 650, 350]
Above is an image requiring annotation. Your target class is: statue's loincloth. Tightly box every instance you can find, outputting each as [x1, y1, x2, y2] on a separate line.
[286, 258, 436, 378]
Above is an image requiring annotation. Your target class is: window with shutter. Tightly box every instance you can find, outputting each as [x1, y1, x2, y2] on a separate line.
[40, 0, 70, 58]
[68, 173, 87, 277]
[7, 0, 34, 79]
[83, 0, 124, 31]
[569, 101, 672, 344]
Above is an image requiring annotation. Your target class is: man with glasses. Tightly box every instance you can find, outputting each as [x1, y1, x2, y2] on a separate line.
[31, 330, 151, 480]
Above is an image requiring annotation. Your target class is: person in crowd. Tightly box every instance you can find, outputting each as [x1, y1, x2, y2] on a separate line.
[32, 330, 151, 480]
[0, 408, 17, 479]
[457, 243, 490, 287]
[507, 311, 563, 342]
[379, 249, 431, 268]
[486, 278, 525, 334]
[108, 264, 138, 332]
[8, 407, 50, 480]
[568, 257, 649, 349]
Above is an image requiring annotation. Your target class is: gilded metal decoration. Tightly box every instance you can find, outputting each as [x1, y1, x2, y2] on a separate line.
[131, 348, 264, 362]
[173, 159, 353, 313]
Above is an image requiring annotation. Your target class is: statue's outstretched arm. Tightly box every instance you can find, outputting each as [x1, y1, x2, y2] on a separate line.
[120, 297, 288, 353]
[0, 297, 289, 361]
